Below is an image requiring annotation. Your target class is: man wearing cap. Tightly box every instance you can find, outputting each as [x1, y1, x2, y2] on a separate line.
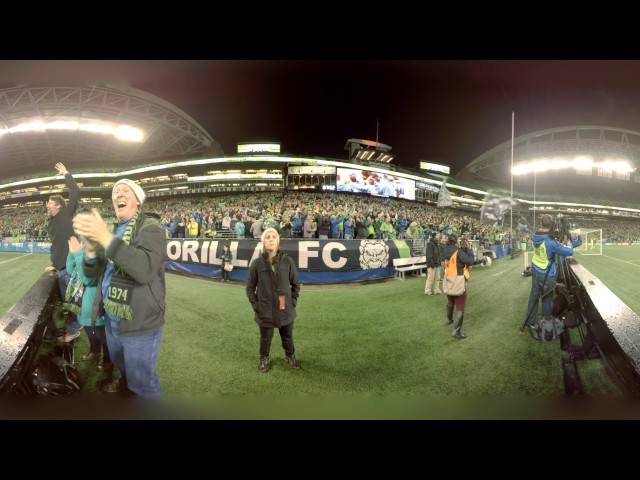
[73, 179, 166, 399]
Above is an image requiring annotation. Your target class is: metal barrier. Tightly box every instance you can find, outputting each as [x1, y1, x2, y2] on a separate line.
[0, 272, 60, 394]
[556, 257, 640, 395]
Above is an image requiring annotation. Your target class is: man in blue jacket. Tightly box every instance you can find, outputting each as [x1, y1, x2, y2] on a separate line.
[524, 214, 582, 329]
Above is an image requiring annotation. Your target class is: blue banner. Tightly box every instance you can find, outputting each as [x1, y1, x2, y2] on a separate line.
[165, 238, 407, 284]
[0, 241, 51, 253]
[2, 238, 415, 284]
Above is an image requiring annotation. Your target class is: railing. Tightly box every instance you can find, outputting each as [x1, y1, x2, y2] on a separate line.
[0, 272, 60, 394]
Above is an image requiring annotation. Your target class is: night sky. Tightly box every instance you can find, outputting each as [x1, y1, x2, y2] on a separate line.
[3, 60, 640, 175]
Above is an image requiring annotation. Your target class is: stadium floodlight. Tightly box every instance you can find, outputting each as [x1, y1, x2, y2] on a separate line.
[0, 116, 144, 142]
[512, 155, 634, 175]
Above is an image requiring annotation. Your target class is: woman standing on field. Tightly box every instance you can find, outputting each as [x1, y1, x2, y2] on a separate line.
[246, 228, 301, 373]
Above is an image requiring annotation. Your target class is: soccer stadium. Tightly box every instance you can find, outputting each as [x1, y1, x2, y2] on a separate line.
[1, 86, 639, 419]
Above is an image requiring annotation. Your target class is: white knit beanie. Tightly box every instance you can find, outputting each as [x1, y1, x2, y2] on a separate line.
[112, 179, 146, 206]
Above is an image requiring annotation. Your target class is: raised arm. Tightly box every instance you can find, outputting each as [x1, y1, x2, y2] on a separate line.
[56, 162, 80, 213]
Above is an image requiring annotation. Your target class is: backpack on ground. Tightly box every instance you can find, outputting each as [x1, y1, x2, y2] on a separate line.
[531, 316, 565, 342]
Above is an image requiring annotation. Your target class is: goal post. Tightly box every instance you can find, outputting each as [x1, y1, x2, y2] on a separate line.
[574, 228, 603, 256]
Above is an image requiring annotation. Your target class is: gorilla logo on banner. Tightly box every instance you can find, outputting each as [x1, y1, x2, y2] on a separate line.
[359, 240, 389, 269]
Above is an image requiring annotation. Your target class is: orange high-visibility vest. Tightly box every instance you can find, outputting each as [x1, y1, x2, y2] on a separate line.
[445, 249, 470, 280]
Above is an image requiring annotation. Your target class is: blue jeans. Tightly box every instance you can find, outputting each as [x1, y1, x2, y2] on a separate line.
[56, 268, 80, 335]
[105, 318, 163, 400]
[525, 268, 556, 326]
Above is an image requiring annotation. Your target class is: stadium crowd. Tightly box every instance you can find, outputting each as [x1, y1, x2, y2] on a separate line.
[2, 191, 640, 245]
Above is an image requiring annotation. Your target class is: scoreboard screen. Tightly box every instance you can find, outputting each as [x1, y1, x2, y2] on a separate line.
[336, 167, 415, 200]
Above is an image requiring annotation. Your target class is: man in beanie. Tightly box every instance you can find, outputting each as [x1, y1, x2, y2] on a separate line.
[73, 178, 166, 399]
[246, 227, 301, 372]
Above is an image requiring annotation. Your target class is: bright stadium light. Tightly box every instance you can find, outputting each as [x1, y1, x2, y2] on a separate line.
[0, 116, 145, 142]
[573, 156, 593, 168]
[112, 125, 144, 142]
[512, 155, 634, 175]
[600, 159, 634, 173]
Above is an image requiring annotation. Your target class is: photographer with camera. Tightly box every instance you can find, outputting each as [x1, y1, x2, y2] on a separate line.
[523, 214, 582, 332]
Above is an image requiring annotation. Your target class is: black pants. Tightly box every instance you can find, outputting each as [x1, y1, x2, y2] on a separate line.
[259, 322, 295, 357]
[86, 325, 111, 363]
[221, 265, 229, 281]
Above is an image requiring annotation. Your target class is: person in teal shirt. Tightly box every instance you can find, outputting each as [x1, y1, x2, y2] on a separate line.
[65, 235, 111, 371]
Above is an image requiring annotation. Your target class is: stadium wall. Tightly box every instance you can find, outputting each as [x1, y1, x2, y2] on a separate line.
[0, 241, 50, 253]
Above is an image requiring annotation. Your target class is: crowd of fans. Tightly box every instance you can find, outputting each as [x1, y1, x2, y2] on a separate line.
[2, 191, 640, 246]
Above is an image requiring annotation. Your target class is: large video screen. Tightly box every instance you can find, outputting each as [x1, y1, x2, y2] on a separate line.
[336, 167, 415, 200]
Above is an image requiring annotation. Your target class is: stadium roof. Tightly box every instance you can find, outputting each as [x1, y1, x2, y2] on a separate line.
[0, 86, 221, 182]
[459, 126, 640, 205]
[463, 126, 640, 183]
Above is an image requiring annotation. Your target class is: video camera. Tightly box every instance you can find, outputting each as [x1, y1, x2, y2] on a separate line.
[552, 214, 572, 242]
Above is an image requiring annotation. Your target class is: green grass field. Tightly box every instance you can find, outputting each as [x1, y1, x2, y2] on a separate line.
[1, 248, 637, 418]
[573, 245, 640, 314]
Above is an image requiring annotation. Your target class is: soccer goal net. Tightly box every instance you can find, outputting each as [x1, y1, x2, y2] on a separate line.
[574, 228, 603, 256]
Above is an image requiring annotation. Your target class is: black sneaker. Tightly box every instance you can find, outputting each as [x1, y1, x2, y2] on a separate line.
[286, 355, 300, 369]
[259, 356, 270, 372]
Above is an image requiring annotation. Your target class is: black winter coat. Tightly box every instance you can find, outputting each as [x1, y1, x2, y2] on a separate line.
[246, 251, 301, 328]
[426, 238, 441, 268]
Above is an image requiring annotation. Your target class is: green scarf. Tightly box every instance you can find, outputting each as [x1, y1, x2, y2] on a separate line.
[63, 274, 84, 317]
[103, 211, 140, 321]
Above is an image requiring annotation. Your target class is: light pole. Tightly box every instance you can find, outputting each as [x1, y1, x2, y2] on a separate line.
[510, 112, 514, 258]
[533, 169, 537, 231]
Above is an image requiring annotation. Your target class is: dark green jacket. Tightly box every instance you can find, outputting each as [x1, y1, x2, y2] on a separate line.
[83, 213, 166, 336]
[246, 251, 300, 328]
[426, 238, 442, 268]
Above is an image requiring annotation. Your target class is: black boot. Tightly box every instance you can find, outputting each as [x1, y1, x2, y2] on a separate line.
[286, 354, 300, 369]
[452, 312, 467, 339]
[446, 305, 454, 325]
[259, 356, 270, 372]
